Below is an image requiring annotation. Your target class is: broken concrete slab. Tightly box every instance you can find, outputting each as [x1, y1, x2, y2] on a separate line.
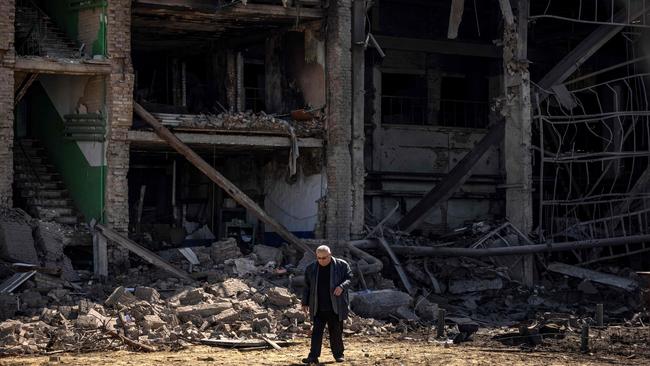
[142, 314, 166, 331]
[448, 278, 504, 294]
[266, 287, 294, 306]
[105, 286, 138, 307]
[176, 302, 232, 319]
[134, 287, 161, 303]
[207, 278, 250, 298]
[0, 294, 18, 320]
[253, 244, 283, 265]
[547, 262, 639, 291]
[213, 308, 239, 323]
[0, 220, 39, 264]
[350, 290, 412, 319]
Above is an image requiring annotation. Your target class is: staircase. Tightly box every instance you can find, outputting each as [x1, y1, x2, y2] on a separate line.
[14, 139, 83, 225]
[15, 1, 80, 59]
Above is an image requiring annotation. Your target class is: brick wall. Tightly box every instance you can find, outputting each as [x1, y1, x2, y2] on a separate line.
[80, 75, 104, 114]
[105, 0, 133, 269]
[78, 7, 103, 57]
[0, 0, 15, 207]
[325, 0, 353, 241]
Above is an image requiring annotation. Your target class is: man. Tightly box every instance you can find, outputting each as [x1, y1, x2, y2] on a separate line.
[301, 245, 352, 364]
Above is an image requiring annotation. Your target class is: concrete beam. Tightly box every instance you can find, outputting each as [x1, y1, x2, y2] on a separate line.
[127, 130, 323, 148]
[14, 57, 111, 75]
[373, 35, 501, 58]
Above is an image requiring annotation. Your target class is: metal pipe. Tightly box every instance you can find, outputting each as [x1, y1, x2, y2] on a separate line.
[353, 234, 650, 257]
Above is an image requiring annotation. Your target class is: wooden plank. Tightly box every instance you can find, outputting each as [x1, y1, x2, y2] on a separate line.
[14, 57, 111, 75]
[261, 336, 282, 350]
[397, 120, 505, 232]
[96, 224, 194, 282]
[133, 103, 312, 254]
[14, 73, 39, 106]
[547, 262, 638, 291]
[199, 338, 299, 348]
[93, 231, 108, 279]
[447, 0, 465, 39]
[537, 1, 647, 94]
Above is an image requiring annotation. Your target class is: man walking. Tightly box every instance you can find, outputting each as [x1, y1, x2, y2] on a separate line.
[301, 245, 352, 364]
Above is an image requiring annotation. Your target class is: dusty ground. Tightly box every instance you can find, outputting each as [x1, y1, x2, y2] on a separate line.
[1, 332, 646, 366]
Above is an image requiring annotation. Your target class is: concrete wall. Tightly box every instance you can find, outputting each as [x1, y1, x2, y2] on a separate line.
[0, 0, 15, 207]
[368, 48, 502, 232]
[263, 161, 325, 243]
[28, 80, 105, 221]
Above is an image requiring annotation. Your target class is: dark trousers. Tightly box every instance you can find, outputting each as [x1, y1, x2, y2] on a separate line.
[308, 310, 344, 359]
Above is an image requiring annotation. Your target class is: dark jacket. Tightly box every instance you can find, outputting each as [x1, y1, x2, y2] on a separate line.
[301, 257, 353, 321]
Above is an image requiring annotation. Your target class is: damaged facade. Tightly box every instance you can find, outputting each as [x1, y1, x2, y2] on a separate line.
[1, 0, 650, 361]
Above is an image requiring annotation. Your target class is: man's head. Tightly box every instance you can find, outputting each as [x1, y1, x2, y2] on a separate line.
[315, 245, 332, 267]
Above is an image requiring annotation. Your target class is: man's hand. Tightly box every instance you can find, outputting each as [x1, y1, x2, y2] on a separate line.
[333, 286, 343, 296]
[302, 305, 309, 314]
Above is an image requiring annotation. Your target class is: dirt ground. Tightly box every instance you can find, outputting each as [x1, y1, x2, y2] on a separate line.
[1, 332, 646, 366]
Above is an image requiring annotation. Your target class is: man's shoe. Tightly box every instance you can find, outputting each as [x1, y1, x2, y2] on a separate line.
[301, 357, 319, 364]
[335, 356, 345, 363]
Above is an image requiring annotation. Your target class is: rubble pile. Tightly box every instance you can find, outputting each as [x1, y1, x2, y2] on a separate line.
[0, 274, 395, 355]
[151, 111, 324, 138]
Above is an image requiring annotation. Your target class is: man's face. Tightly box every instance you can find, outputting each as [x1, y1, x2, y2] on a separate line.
[316, 251, 332, 267]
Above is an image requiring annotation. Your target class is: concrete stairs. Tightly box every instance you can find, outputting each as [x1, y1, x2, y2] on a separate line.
[15, 3, 80, 59]
[14, 139, 83, 225]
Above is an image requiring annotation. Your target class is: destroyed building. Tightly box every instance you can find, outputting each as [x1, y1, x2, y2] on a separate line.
[1, 0, 650, 360]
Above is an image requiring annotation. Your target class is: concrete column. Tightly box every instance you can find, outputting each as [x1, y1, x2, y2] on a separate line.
[503, 0, 533, 287]
[502, 1, 532, 235]
[0, 0, 15, 207]
[350, 0, 365, 238]
[106, 0, 134, 269]
[265, 34, 283, 113]
[325, 0, 353, 243]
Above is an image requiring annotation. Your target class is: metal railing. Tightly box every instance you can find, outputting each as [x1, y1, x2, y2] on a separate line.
[381, 95, 488, 128]
[15, 0, 48, 56]
[438, 98, 489, 129]
[381, 95, 427, 125]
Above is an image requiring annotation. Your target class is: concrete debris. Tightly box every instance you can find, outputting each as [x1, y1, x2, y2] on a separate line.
[448, 278, 504, 294]
[209, 238, 242, 264]
[0, 220, 39, 265]
[266, 287, 294, 306]
[150, 111, 323, 138]
[134, 287, 161, 303]
[253, 245, 283, 265]
[350, 290, 412, 319]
